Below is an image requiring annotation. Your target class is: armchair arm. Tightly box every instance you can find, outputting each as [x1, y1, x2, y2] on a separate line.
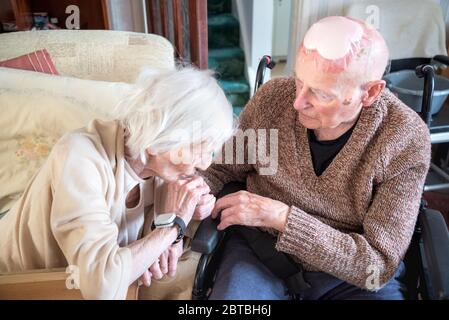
[0, 268, 139, 300]
[419, 208, 449, 300]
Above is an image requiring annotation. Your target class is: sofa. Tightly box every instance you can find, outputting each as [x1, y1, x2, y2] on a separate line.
[0, 29, 182, 299]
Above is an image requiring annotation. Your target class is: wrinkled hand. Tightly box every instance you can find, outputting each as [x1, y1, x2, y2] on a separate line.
[163, 176, 210, 225]
[211, 191, 290, 232]
[193, 192, 216, 221]
[139, 239, 184, 286]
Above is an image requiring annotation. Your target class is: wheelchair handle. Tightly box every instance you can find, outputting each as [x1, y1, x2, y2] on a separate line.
[254, 55, 276, 95]
[415, 64, 434, 127]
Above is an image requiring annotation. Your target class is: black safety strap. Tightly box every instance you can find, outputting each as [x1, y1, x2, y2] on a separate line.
[233, 226, 311, 295]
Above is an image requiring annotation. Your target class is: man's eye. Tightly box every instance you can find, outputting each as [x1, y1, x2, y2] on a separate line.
[312, 89, 332, 101]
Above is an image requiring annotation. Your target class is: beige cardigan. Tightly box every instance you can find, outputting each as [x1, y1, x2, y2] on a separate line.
[0, 119, 162, 299]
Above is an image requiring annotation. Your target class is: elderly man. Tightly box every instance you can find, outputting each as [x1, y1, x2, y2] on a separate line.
[200, 16, 431, 300]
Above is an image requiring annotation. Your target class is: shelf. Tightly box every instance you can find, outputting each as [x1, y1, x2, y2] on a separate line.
[4, 0, 110, 31]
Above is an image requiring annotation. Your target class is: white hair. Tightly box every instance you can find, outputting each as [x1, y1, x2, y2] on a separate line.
[113, 66, 236, 162]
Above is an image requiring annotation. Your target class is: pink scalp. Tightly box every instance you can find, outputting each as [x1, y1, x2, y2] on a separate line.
[300, 16, 370, 73]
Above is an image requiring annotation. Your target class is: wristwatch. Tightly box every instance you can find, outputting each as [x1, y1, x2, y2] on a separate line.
[151, 213, 186, 244]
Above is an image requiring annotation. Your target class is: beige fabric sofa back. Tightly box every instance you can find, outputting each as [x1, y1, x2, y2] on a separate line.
[0, 30, 175, 83]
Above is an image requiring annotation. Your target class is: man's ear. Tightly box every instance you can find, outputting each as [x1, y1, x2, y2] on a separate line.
[361, 80, 386, 107]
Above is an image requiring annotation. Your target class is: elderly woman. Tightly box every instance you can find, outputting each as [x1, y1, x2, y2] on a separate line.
[201, 16, 431, 300]
[0, 67, 234, 299]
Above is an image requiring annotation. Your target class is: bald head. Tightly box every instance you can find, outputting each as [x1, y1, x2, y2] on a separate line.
[298, 16, 389, 84]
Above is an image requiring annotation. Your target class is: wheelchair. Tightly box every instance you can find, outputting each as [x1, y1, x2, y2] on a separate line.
[190, 55, 449, 300]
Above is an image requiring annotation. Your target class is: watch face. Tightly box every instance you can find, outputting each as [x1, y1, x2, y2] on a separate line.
[155, 213, 176, 226]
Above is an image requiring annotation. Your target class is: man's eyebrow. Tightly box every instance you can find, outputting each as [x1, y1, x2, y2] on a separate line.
[293, 72, 336, 96]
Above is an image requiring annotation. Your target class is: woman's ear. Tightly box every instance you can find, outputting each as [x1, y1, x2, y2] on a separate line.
[361, 80, 386, 107]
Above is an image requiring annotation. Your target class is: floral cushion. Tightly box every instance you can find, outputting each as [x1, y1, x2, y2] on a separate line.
[0, 67, 133, 213]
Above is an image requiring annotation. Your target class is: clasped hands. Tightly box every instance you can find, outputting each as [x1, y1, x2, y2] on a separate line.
[140, 176, 289, 286]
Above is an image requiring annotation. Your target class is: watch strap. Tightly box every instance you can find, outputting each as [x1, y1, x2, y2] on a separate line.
[172, 216, 186, 244]
[150, 216, 186, 244]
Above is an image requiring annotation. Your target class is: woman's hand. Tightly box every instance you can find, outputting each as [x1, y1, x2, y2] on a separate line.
[193, 193, 216, 220]
[139, 269, 153, 287]
[131, 176, 207, 287]
[211, 191, 290, 232]
[192, 178, 216, 221]
[164, 176, 210, 225]
[139, 239, 183, 286]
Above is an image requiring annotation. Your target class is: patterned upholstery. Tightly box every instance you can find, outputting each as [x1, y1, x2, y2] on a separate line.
[0, 30, 175, 83]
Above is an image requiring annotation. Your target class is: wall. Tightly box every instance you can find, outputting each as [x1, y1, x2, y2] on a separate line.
[285, 0, 449, 74]
[272, 0, 291, 59]
[107, 0, 146, 32]
[234, 0, 273, 95]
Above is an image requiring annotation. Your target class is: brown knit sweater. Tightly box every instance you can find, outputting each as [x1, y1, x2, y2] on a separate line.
[200, 77, 431, 290]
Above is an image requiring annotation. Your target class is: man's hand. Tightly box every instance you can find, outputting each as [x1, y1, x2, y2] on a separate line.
[140, 239, 183, 286]
[211, 191, 290, 232]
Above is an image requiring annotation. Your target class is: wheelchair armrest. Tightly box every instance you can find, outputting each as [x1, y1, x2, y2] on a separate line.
[191, 216, 222, 254]
[419, 208, 449, 300]
[191, 181, 246, 255]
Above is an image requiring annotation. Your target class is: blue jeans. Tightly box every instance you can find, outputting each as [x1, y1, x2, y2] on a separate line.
[209, 234, 407, 300]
